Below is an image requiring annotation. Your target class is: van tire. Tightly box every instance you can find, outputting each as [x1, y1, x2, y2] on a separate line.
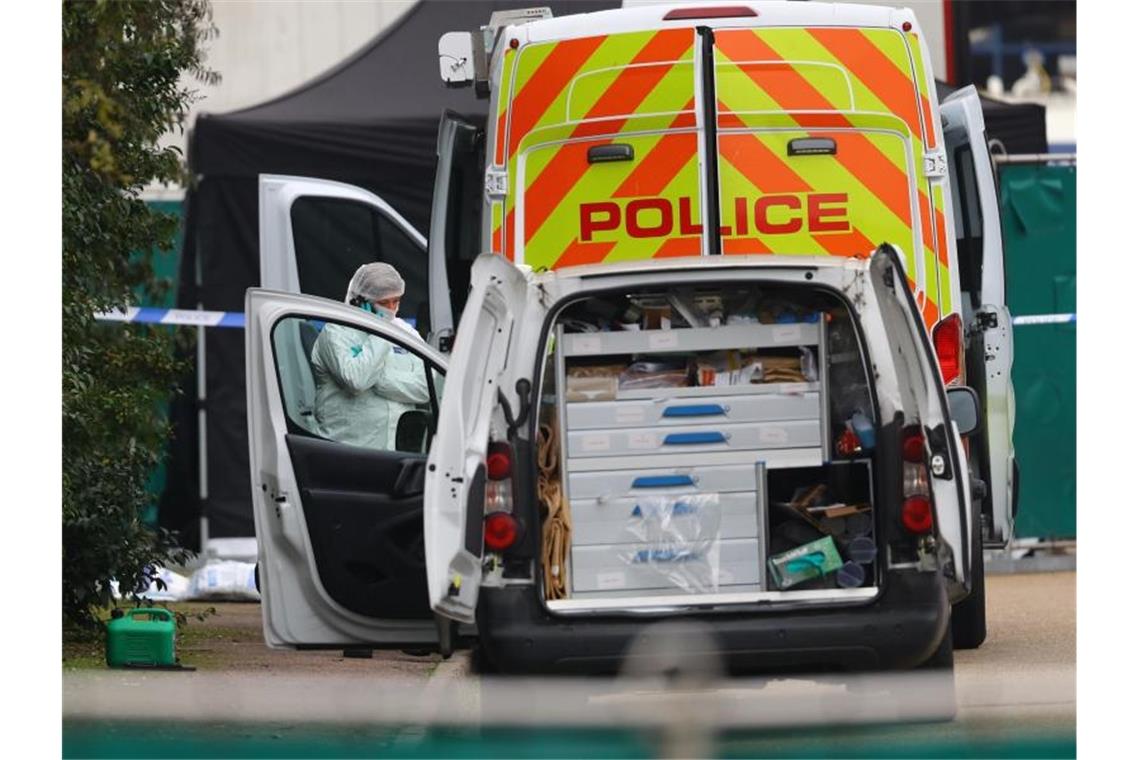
[951, 496, 988, 650]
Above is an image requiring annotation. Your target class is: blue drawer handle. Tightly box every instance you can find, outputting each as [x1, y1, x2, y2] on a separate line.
[662, 404, 726, 418]
[663, 431, 726, 445]
[631, 475, 694, 489]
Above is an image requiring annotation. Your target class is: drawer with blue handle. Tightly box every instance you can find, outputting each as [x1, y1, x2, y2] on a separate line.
[565, 391, 821, 431]
[566, 419, 821, 459]
[571, 537, 763, 593]
[569, 490, 761, 546]
[568, 462, 762, 501]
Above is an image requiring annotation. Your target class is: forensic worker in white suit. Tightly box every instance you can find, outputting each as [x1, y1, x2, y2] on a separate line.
[311, 262, 429, 450]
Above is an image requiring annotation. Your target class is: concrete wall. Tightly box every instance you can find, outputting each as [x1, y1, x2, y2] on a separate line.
[148, 0, 415, 197]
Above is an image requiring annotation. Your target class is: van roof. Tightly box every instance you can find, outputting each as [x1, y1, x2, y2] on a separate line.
[516, 2, 916, 46]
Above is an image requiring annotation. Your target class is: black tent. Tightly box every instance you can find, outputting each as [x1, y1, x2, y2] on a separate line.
[164, 0, 1047, 546]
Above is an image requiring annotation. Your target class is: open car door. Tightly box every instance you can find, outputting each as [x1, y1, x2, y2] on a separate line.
[427, 112, 484, 353]
[870, 247, 974, 592]
[424, 254, 528, 623]
[941, 86, 1016, 547]
[246, 288, 448, 647]
[258, 174, 431, 335]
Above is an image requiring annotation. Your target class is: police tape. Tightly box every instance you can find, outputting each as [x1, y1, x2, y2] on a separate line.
[95, 308, 1076, 330]
[1010, 313, 1076, 326]
[94, 307, 246, 328]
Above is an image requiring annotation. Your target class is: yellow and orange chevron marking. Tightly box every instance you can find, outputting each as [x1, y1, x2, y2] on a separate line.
[488, 24, 954, 324]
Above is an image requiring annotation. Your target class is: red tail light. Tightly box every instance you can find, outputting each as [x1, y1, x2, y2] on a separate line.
[901, 426, 926, 463]
[901, 496, 933, 533]
[484, 511, 520, 552]
[932, 314, 963, 385]
[486, 442, 512, 480]
[664, 6, 757, 20]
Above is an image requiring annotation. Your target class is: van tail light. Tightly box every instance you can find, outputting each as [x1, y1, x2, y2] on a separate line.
[900, 426, 934, 534]
[901, 426, 926, 463]
[932, 313, 963, 385]
[901, 496, 934, 534]
[484, 441, 515, 545]
[486, 442, 512, 480]
[484, 511, 520, 552]
[664, 6, 758, 20]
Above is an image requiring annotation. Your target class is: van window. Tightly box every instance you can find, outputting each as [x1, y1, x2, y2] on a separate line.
[291, 197, 427, 328]
[497, 28, 697, 268]
[949, 143, 984, 307]
[270, 315, 439, 453]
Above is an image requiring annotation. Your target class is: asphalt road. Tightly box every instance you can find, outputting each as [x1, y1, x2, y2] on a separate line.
[63, 570, 1075, 757]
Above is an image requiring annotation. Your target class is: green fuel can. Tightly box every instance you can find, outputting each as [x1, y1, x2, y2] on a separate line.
[105, 608, 177, 668]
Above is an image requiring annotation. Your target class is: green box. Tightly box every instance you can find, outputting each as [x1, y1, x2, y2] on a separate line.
[767, 536, 843, 590]
[105, 608, 176, 668]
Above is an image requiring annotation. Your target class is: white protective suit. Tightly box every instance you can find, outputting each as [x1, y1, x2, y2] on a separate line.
[311, 316, 430, 450]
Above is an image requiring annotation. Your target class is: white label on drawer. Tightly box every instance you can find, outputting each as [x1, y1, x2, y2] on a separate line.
[758, 426, 790, 444]
[773, 325, 799, 342]
[615, 406, 647, 424]
[580, 434, 611, 452]
[648, 331, 679, 350]
[780, 383, 806, 396]
[596, 571, 626, 590]
[627, 432, 657, 449]
[573, 335, 602, 354]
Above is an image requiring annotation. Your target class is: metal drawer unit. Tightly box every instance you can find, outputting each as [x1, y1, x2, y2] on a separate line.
[565, 385, 822, 430]
[553, 317, 830, 601]
[571, 538, 765, 594]
[566, 418, 822, 459]
[570, 490, 762, 546]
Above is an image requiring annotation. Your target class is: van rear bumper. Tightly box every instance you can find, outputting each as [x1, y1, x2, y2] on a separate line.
[475, 570, 949, 675]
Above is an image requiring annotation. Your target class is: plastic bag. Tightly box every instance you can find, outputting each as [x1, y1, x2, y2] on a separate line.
[187, 561, 260, 602]
[618, 360, 689, 390]
[621, 494, 722, 592]
[110, 566, 191, 602]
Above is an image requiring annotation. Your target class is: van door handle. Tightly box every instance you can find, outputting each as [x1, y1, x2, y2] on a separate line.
[662, 404, 727, 418]
[663, 431, 727, 445]
[392, 459, 426, 497]
[631, 474, 695, 489]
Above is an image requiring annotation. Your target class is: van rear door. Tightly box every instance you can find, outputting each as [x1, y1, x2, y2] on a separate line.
[869, 247, 973, 589]
[427, 113, 484, 352]
[941, 86, 1016, 547]
[424, 254, 528, 623]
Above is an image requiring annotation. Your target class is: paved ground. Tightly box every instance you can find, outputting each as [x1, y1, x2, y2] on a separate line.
[63, 570, 1075, 756]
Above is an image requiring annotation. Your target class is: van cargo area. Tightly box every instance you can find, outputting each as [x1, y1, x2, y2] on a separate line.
[534, 282, 882, 613]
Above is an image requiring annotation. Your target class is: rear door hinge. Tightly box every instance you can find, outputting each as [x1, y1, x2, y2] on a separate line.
[968, 310, 999, 337]
[485, 167, 508, 200]
[924, 150, 948, 179]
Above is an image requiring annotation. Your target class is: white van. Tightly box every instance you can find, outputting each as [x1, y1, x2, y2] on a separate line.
[420, 245, 979, 675]
[246, 1, 1002, 672]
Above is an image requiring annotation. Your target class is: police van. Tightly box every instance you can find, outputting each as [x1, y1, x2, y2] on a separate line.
[247, 2, 1013, 675]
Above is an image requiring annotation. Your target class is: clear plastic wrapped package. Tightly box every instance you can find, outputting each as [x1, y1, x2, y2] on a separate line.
[618, 360, 689, 390]
[621, 493, 722, 593]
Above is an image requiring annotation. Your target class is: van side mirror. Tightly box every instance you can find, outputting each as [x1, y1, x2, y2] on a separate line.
[396, 410, 433, 453]
[946, 387, 981, 436]
[438, 32, 476, 87]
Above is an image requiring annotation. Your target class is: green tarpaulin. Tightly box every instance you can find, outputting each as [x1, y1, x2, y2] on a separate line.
[1000, 162, 1077, 539]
